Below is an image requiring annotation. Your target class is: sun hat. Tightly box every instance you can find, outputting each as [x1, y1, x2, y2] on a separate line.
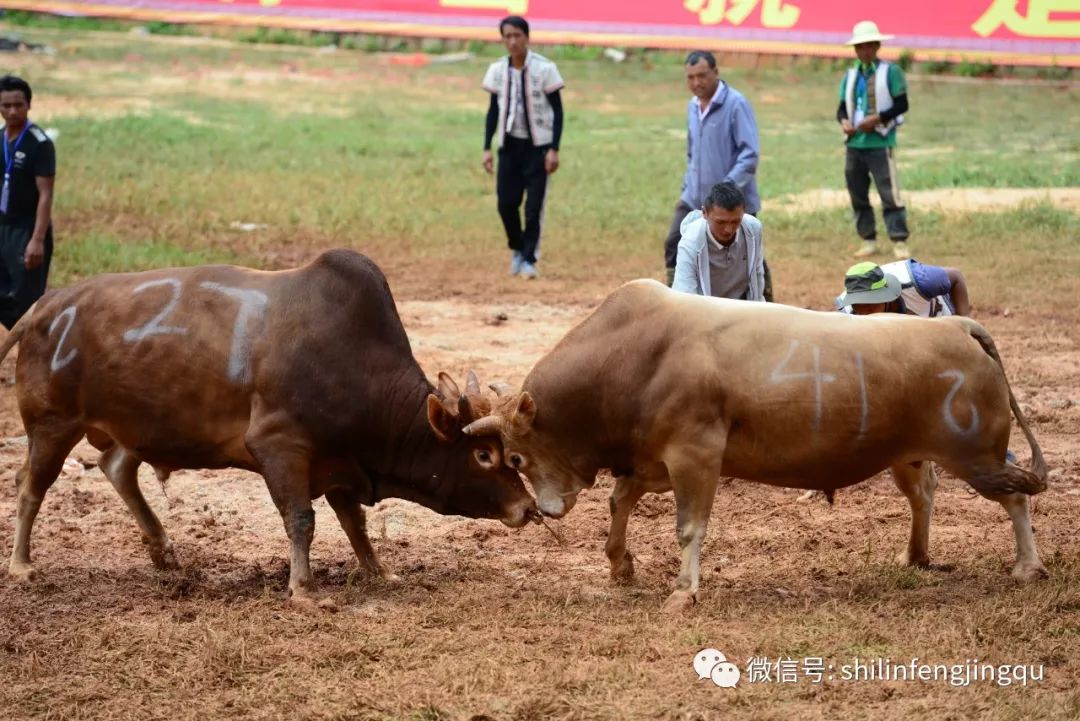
[838, 262, 902, 305]
[844, 20, 894, 46]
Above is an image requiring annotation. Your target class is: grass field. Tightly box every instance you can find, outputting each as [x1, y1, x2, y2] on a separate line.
[3, 27, 1078, 308]
[0, 25, 1078, 721]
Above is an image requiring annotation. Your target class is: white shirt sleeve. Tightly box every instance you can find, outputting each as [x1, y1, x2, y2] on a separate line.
[544, 63, 565, 94]
[482, 63, 500, 94]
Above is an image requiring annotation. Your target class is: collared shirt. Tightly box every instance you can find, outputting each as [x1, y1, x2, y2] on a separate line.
[672, 210, 765, 301]
[681, 83, 760, 214]
[697, 81, 725, 123]
[705, 221, 750, 301]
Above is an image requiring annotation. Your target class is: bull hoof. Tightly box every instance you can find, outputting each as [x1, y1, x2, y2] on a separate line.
[661, 589, 697, 613]
[896, 549, 931, 568]
[1011, 563, 1049, 583]
[609, 551, 636, 585]
[8, 561, 37, 583]
[379, 571, 403, 585]
[285, 591, 321, 612]
[150, 545, 181, 571]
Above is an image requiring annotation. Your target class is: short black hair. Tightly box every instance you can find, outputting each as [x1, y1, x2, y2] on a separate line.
[704, 182, 745, 211]
[685, 50, 716, 69]
[500, 15, 529, 37]
[0, 75, 32, 104]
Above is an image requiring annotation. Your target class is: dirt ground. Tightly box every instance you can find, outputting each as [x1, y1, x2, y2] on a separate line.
[1, 258, 1078, 720]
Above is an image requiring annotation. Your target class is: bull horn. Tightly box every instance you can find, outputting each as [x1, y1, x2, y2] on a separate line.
[488, 382, 513, 397]
[465, 369, 481, 396]
[462, 415, 505, 436]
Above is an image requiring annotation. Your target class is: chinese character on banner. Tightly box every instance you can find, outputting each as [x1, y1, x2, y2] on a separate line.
[973, 0, 1080, 38]
[744, 656, 775, 683]
[441, 0, 530, 13]
[777, 657, 800, 683]
[684, 0, 801, 28]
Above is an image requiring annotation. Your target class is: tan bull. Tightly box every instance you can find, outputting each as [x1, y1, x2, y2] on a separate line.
[464, 280, 1049, 611]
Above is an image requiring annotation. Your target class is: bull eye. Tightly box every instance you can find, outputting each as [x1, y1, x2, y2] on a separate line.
[510, 453, 524, 468]
[477, 450, 491, 464]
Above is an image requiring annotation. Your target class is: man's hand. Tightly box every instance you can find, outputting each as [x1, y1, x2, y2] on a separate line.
[483, 150, 494, 175]
[857, 114, 880, 133]
[24, 237, 44, 270]
[545, 148, 559, 175]
[841, 118, 857, 137]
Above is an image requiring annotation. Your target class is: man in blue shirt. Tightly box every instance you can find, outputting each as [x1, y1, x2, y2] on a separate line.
[836, 260, 970, 317]
[663, 51, 772, 300]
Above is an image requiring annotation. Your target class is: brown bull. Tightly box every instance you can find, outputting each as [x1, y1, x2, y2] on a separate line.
[464, 280, 1049, 611]
[1, 249, 537, 598]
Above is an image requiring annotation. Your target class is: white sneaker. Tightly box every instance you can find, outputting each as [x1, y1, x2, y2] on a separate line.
[519, 261, 538, 279]
[509, 251, 523, 276]
[852, 241, 879, 258]
[892, 241, 911, 260]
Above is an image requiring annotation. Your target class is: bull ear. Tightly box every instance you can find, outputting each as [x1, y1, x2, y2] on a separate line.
[489, 382, 513, 397]
[426, 394, 458, 442]
[457, 393, 476, 423]
[511, 392, 537, 430]
[465, 369, 481, 396]
[437, 372, 461, 402]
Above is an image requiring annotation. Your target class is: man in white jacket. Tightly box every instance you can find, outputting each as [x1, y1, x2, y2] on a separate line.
[672, 181, 765, 301]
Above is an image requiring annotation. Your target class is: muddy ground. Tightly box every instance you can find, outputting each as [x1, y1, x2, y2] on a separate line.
[0, 261, 1078, 720]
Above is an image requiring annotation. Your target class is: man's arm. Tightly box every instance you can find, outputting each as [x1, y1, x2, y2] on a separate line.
[545, 89, 562, 174]
[878, 93, 909, 124]
[482, 93, 498, 174]
[672, 221, 704, 295]
[748, 221, 766, 302]
[723, 101, 759, 192]
[26, 175, 53, 270]
[837, 100, 855, 137]
[945, 267, 970, 315]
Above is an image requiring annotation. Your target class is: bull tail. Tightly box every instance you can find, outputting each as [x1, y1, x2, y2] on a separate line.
[0, 302, 37, 366]
[947, 316, 1047, 489]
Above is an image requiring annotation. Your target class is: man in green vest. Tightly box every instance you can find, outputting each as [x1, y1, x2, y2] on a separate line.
[836, 21, 910, 261]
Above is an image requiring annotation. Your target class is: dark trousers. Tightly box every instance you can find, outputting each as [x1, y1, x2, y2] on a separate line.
[0, 219, 52, 330]
[497, 137, 549, 265]
[663, 199, 774, 302]
[845, 146, 909, 242]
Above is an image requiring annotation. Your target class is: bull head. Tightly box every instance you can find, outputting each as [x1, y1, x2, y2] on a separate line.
[427, 369, 495, 442]
[463, 392, 536, 437]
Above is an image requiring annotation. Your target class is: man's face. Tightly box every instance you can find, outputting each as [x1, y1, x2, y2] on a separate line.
[685, 59, 720, 101]
[851, 302, 889, 315]
[501, 25, 528, 57]
[854, 42, 880, 66]
[704, 204, 744, 246]
[0, 90, 29, 130]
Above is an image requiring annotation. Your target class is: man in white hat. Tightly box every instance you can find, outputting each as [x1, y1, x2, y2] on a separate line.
[836, 21, 911, 261]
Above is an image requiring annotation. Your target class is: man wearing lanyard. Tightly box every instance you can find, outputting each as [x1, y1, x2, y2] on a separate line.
[0, 75, 55, 330]
[482, 15, 564, 280]
[836, 21, 911, 260]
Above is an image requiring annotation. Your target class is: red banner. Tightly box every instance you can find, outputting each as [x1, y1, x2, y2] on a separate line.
[4, 0, 1078, 65]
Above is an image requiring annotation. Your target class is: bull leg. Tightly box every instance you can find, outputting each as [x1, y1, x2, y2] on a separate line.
[325, 488, 399, 582]
[976, 490, 1047, 582]
[605, 475, 647, 584]
[246, 409, 318, 600]
[9, 425, 83, 581]
[99, 445, 179, 570]
[661, 438, 725, 613]
[890, 462, 937, 568]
